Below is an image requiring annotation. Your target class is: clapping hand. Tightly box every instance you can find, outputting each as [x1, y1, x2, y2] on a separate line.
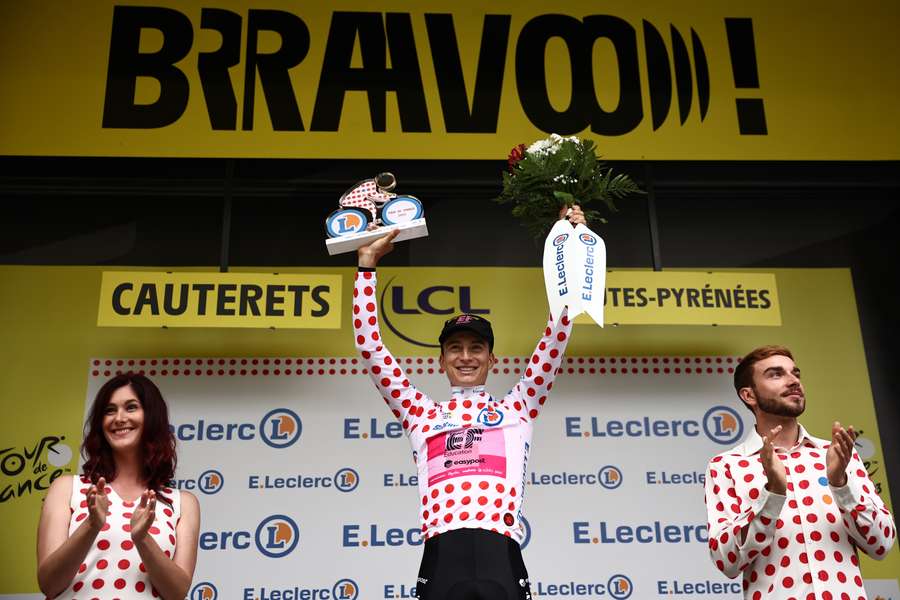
[760, 426, 787, 495]
[86, 477, 110, 531]
[130, 490, 157, 543]
[826, 421, 857, 487]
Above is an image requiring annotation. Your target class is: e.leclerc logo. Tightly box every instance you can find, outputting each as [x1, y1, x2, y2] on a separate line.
[579, 232, 598, 245]
[171, 469, 224, 495]
[702, 406, 743, 445]
[565, 406, 744, 445]
[608, 575, 633, 599]
[199, 514, 299, 558]
[170, 407, 302, 449]
[247, 467, 360, 493]
[190, 582, 217, 600]
[527, 465, 624, 490]
[243, 578, 360, 600]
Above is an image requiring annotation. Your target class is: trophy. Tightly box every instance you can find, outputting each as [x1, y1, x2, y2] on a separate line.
[324, 172, 428, 255]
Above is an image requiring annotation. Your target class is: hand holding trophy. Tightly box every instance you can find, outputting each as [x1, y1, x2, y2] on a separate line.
[325, 172, 428, 255]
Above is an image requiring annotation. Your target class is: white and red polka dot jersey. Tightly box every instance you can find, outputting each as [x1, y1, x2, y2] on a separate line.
[353, 270, 573, 544]
[704, 424, 896, 600]
[60, 476, 181, 600]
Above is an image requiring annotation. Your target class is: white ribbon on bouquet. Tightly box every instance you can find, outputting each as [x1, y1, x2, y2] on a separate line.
[542, 219, 606, 326]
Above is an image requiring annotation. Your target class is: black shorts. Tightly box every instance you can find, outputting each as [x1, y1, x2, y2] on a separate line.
[414, 528, 532, 600]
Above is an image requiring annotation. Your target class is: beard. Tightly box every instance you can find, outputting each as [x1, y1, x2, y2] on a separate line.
[754, 386, 805, 417]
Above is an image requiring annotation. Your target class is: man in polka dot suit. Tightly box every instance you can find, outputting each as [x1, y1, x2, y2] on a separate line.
[704, 345, 896, 600]
[353, 207, 586, 600]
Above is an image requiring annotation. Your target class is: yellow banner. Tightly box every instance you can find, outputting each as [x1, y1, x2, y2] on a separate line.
[1, 1, 898, 159]
[97, 271, 342, 328]
[583, 271, 780, 326]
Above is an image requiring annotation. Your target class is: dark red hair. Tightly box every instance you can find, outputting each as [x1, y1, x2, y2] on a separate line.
[81, 373, 176, 495]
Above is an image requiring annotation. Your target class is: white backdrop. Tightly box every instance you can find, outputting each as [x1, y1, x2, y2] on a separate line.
[81, 356, 895, 600]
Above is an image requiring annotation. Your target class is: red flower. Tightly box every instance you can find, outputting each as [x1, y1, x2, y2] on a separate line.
[507, 143, 527, 173]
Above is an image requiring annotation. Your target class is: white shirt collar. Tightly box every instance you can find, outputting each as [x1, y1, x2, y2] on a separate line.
[734, 422, 826, 456]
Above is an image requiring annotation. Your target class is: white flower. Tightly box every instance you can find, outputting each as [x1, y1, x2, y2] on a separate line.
[526, 133, 582, 157]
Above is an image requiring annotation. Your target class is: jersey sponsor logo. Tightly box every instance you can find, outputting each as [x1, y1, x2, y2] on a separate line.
[477, 407, 504, 427]
[445, 428, 482, 451]
[428, 428, 506, 485]
[702, 406, 743, 445]
[190, 582, 218, 600]
[564, 406, 744, 445]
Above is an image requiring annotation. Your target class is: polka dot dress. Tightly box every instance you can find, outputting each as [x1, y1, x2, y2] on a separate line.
[61, 476, 181, 600]
[353, 270, 572, 544]
[704, 425, 896, 599]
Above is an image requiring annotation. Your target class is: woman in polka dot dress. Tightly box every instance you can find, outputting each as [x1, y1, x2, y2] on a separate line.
[354, 207, 585, 600]
[704, 346, 895, 600]
[37, 373, 200, 599]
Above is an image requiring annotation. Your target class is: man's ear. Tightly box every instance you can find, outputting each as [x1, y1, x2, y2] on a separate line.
[490, 353, 498, 367]
[738, 387, 757, 410]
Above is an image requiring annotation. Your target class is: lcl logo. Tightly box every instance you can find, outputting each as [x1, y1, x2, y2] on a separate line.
[381, 277, 489, 348]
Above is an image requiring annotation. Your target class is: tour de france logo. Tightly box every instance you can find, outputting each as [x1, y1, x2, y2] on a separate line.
[702, 405, 744, 445]
[259, 408, 303, 449]
[255, 515, 300, 558]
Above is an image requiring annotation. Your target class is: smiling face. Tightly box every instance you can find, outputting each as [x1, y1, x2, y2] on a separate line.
[439, 331, 496, 388]
[102, 384, 145, 454]
[740, 354, 806, 418]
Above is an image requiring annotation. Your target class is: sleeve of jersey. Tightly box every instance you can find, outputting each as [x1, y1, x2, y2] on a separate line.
[704, 458, 785, 579]
[506, 308, 572, 419]
[353, 271, 429, 432]
[830, 451, 897, 559]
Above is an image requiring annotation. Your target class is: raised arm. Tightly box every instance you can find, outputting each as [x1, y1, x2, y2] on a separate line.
[354, 230, 433, 432]
[505, 205, 584, 417]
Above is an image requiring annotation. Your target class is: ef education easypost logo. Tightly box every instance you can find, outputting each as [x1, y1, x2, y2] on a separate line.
[190, 582, 217, 600]
[702, 406, 743, 445]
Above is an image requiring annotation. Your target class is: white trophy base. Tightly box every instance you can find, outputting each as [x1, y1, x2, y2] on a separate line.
[325, 219, 429, 256]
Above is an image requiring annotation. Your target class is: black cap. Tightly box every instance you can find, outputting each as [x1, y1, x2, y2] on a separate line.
[439, 314, 494, 351]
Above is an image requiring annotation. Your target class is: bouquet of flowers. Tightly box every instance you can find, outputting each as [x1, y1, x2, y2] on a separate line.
[495, 134, 642, 239]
